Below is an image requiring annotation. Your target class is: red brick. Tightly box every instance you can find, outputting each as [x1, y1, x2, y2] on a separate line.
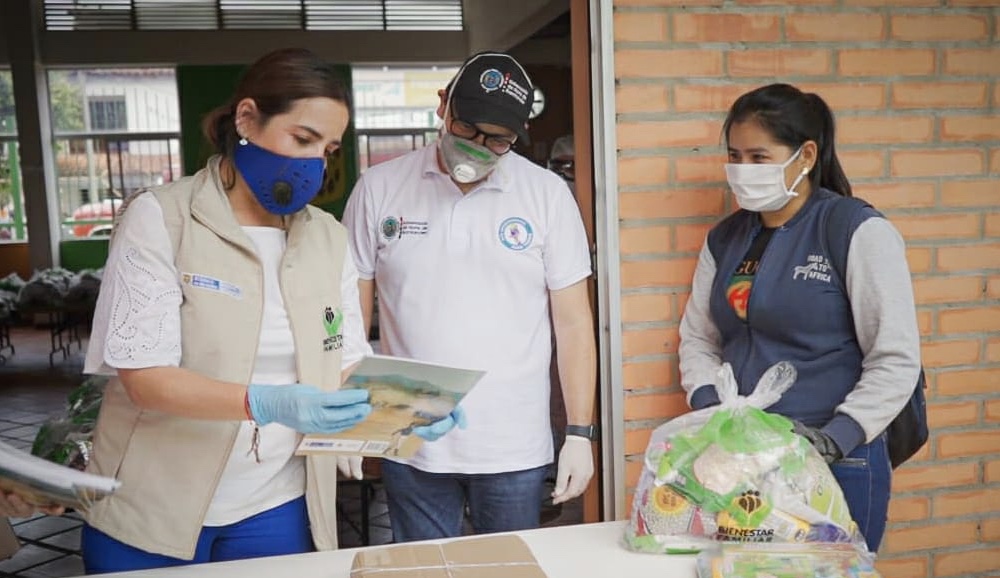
[939, 308, 1000, 335]
[839, 49, 936, 77]
[937, 244, 1000, 272]
[937, 368, 1000, 394]
[675, 223, 712, 253]
[727, 49, 831, 77]
[622, 326, 678, 357]
[887, 496, 930, 523]
[912, 276, 983, 305]
[621, 257, 697, 288]
[921, 339, 981, 368]
[875, 557, 929, 578]
[988, 337, 1000, 362]
[984, 518, 1000, 542]
[988, 459, 1000, 483]
[617, 84, 670, 114]
[673, 84, 754, 113]
[917, 310, 933, 335]
[941, 179, 1000, 207]
[617, 49, 723, 78]
[992, 148, 1000, 173]
[892, 14, 989, 41]
[892, 213, 981, 241]
[892, 461, 978, 492]
[838, 116, 934, 145]
[621, 294, 672, 324]
[845, 0, 938, 4]
[614, 12, 668, 42]
[616, 0, 721, 4]
[854, 182, 935, 209]
[906, 247, 933, 274]
[796, 83, 886, 111]
[624, 427, 653, 455]
[625, 458, 644, 488]
[927, 400, 980, 428]
[938, 429, 1000, 458]
[734, 0, 835, 4]
[892, 82, 989, 109]
[623, 391, 687, 419]
[995, 84, 1000, 107]
[673, 13, 780, 43]
[617, 119, 722, 149]
[934, 547, 1000, 577]
[989, 278, 1000, 299]
[618, 156, 670, 186]
[787, 13, 884, 42]
[615, 84, 670, 114]
[942, 115, 1000, 143]
[839, 150, 886, 178]
[891, 149, 984, 178]
[986, 213, 1000, 237]
[944, 49, 1000, 75]
[934, 488, 1000, 518]
[674, 154, 727, 184]
[623, 360, 675, 391]
[620, 226, 671, 255]
[883, 521, 978, 553]
[619, 189, 726, 219]
[987, 399, 1000, 422]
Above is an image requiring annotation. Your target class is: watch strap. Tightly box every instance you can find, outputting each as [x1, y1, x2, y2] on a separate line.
[566, 424, 597, 440]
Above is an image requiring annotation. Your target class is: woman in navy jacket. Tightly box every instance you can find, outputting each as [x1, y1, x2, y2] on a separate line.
[678, 83, 921, 552]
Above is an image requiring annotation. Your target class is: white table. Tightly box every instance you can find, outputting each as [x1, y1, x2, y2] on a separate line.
[87, 521, 699, 577]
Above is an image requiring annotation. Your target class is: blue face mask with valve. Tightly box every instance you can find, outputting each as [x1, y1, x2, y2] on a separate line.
[232, 138, 326, 215]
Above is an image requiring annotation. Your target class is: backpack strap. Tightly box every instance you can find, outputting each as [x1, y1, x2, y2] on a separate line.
[823, 196, 874, 289]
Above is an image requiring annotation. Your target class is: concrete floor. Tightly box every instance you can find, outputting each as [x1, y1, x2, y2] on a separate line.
[0, 323, 579, 577]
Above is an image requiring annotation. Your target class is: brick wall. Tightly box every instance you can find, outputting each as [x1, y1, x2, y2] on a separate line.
[611, 1, 1000, 576]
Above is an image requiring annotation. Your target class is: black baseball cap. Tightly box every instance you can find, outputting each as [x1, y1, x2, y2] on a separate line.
[447, 52, 533, 142]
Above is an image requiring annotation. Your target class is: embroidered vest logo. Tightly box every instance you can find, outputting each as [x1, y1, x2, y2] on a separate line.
[792, 254, 833, 283]
[323, 306, 344, 351]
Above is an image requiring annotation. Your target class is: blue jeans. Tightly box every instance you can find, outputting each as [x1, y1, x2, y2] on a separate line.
[831, 433, 892, 552]
[380, 460, 550, 542]
[82, 496, 312, 574]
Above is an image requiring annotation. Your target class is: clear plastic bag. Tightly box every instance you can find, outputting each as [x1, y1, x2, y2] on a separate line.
[624, 362, 865, 554]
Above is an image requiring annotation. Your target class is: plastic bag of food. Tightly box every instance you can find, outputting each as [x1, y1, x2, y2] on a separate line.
[31, 376, 108, 470]
[695, 542, 881, 578]
[624, 362, 863, 554]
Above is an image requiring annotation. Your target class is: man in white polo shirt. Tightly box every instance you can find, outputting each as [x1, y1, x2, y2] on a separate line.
[343, 51, 597, 542]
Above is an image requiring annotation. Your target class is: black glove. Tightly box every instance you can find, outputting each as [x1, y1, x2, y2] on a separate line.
[791, 421, 843, 464]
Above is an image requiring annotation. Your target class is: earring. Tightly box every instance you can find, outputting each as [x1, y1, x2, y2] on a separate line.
[239, 137, 248, 146]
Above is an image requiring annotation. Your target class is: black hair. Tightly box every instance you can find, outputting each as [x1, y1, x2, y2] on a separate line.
[722, 83, 852, 197]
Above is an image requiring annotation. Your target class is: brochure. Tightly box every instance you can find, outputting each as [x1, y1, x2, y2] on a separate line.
[0, 440, 121, 511]
[296, 354, 485, 458]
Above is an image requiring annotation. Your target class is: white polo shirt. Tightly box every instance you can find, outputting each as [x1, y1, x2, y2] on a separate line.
[343, 143, 591, 474]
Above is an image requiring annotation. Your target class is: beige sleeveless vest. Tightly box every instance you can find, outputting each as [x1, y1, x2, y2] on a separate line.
[85, 158, 347, 559]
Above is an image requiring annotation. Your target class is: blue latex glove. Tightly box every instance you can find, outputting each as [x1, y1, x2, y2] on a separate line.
[412, 406, 467, 442]
[247, 384, 371, 434]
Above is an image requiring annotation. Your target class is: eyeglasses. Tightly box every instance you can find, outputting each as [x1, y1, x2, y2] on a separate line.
[548, 158, 574, 181]
[448, 118, 517, 155]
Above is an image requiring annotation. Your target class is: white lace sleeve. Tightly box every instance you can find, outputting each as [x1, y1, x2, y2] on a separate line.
[339, 253, 373, 370]
[83, 193, 183, 375]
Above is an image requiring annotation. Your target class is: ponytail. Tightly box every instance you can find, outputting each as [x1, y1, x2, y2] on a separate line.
[804, 93, 852, 197]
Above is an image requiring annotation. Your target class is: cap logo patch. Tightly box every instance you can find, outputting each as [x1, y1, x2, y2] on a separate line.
[480, 69, 504, 93]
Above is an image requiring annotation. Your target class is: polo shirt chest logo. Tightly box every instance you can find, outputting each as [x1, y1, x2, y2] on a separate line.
[322, 306, 344, 351]
[380, 216, 429, 240]
[498, 217, 534, 251]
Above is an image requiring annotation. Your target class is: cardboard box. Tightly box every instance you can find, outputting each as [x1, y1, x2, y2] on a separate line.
[350, 534, 548, 578]
[0, 519, 21, 560]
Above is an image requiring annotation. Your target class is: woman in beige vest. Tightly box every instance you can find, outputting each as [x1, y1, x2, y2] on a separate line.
[68, 47, 384, 574]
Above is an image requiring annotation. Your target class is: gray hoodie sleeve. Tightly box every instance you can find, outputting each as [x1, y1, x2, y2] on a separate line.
[678, 240, 725, 408]
[821, 217, 923, 453]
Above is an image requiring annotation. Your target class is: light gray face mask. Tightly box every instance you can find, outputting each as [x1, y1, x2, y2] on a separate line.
[438, 132, 500, 184]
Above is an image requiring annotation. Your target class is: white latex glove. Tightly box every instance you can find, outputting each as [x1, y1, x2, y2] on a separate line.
[551, 435, 594, 505]
[336, 456, 364, 480]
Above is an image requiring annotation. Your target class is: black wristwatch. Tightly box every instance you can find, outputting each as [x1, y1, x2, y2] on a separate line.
[566, 424, 598, 440]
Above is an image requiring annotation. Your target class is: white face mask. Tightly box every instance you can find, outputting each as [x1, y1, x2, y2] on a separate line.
[725, 146, 809, 213]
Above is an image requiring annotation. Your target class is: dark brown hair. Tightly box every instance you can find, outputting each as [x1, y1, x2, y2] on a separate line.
[202, 48, 352, 163]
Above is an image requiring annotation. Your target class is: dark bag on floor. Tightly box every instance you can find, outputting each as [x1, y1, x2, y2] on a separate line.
[825, 196, 929, 469]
